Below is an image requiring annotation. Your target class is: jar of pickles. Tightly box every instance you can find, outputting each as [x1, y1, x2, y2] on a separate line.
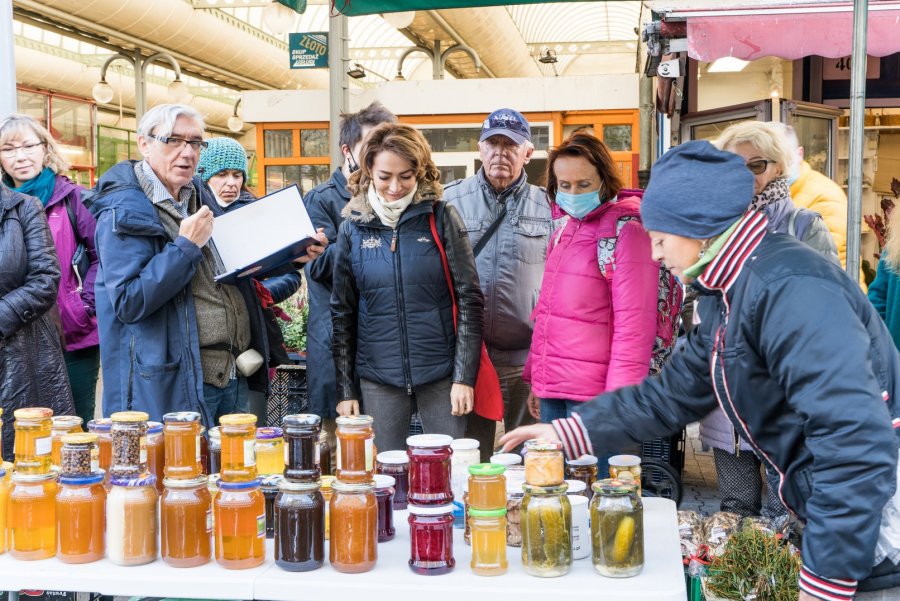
[321, 475, 334, 540]
[107, 473, 158, 566]
[408, 504, 455, 575]
[274, 479, 325, 572]
[109, 411, 149, 479]
[329, 479, 377, 573]
[146, 422, 164, 492]
[208, 426, 221, 475]
[524, 439, 564, 487]
[608, 455, 642, 496]
[261, 475, 283, 539]
[57, 471, 106, 564]
[256, 427, 285, 476]
[163, 412, 202, 480]
[335, 415, 375, 483]
[566, 455, 599, 499]
[376, 450, 409, 509]
[318, 430, 332, 476]
[219, 414, 258, 483]
[87, 418, 112, 479]
[469, 508, 507, 576]
[0, 466, 7, 554]
[520, 483, 572, 578]
[591, 479, 644, 577]
[161, 475, 211, 568]
[13, 407, 53, 475]
[374, 474, 395, 542]
[215, 478, 266, 569]
[282, 414, 320, 482]
[8, 471, 57, 559]
[51, 415, 83, 468]
[60, 433, 99, 477]
[407, 434, 453, 506]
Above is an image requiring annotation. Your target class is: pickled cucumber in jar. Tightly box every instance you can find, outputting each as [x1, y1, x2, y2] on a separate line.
[520, 483, 572, 577]
[591, 479, 644, 577]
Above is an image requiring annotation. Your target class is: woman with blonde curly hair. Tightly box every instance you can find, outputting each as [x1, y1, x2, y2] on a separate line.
[330, 123, 484, 450]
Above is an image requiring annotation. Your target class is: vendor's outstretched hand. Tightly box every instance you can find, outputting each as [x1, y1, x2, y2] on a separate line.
[294, 228, 329, 264]
[498, 423, 559, 453]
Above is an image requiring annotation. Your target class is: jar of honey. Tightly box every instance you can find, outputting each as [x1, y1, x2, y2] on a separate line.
[374, 474, 395, 542]
[407, 434, 453, 506]
[329, 479, 377, 573]
[467, 463, 507, 510]
[60, 433, 99, 477]
[13, 407, 53, 475]
[321, 475, 334, 540]
[87, 419, 112, 483]
[469, 507, 508, 576]
[163, 412, 202, 480]
[255, 427, 284, 476]
[208, 473, 220, 531]
[282, 414, 320, 482]
[408, 504, 455, 575]
[214, 478, 265, 569]
[208, 426, 221, 475]
[109, 411, 149, 479]
[219, 414, 258, 483]
[51, 415, 83, 469]
[145, 422, 164, 492]
[107, 473, 158, 566]
[0, 466, 8, 554]
[376, 450, 409, 509]
[274, 479, 325, 572]
[524, 439, 564, 487]
[9, 471, 57, 560]
[161, 475, 211, 568]
[335, 415, 374, 483]
[57, 471, 105, 564]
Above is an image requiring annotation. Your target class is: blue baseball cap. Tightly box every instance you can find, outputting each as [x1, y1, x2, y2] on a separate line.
[480, 108, 531, 145]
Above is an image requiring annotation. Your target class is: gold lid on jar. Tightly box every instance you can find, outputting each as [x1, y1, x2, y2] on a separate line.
[14, 407, 53, 420]
[111, 411, 150, 423]
[219, 413, 257, 426]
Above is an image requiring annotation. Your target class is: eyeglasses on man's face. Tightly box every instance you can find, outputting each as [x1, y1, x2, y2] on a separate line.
[746, 159, 775, 175]
[0, 141, 45, 159]
[148, 133, 208, 152]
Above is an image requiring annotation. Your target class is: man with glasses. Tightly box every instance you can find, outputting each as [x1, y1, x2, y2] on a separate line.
[88, 103, 326, 427]
[444, 108, 554, 460]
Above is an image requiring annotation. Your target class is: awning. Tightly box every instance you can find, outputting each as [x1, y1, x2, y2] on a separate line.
[651, 1, 900, 61]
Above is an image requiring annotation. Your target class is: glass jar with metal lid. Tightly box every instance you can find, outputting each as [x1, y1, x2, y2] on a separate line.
[566, 454, 599, 499]
[318, 429, 332, 476]
[505, 465, 526, 547]
[109, 411, 149, 479]
[215, 478, 266, 569]
[524, 439, 565, 487]
[274, 478, 325, 572]
[51, 415, 83, 469]
[407, 434, 453, 506]
[146, 422, 164, 492]
[60, 433, 99, 477]
[260, 474, 283, 539]
[163, 412, 202, 480]
[13, 407, 53, 475]
[219, 414, 258, 483]
[335, 415, 375, 483]
[9, 470, 57, 559]
[376, 450, 409, 509]
[520, 482, 572, 577]
[161, 475, 211, 567]
[607, 455, 642, 496]
[87, 418, 112, 480]
[282, 414, 321, 482]
[256, 427, 285, 476]
[107, 472, 158, 566]
[57, 471, 105, 564]
[591, 479, 643, 577]
[329, 479, 377, 573]
[207, 426, 222, 475]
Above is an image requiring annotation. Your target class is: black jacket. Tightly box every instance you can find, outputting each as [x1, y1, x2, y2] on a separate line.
[331, 182, 484, 402]
[555, 212, 900, 598]
[0, 185, 74, 458]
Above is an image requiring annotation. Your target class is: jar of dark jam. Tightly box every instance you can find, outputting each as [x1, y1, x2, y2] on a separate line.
[282, 414, 321, 482]
[374, 474, 395, 542]
[376, 450, 409, 509]
[274, 479, 325, 572]
[260, 475, 283, 539]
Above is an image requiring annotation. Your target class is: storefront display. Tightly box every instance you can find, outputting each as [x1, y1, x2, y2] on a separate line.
[57, 472, 105, 564]
[214, 479, 266, 569]
[274, 479, 325, 572]
[329, 479, 377, 573]
[335, 415, 375, 483]
[161, 476, 211, 568]
[282, 414, 321, 482]
[406, 434, 453, 506]
[520, 483, 572, 578]
[8, 471, 57, 560]
[407, 504, 455, 575]
[107, 473, 158, 566]
[591, 479, 643, 577]
[163, 412, 202, 480]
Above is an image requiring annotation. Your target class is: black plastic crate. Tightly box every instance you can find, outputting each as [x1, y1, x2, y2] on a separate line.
[266, 364, 308, 427]
[641, 430, 686, 476]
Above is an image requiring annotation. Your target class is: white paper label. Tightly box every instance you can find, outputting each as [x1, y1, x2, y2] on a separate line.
[365, 438, 374, 471]
[206, 509, 213, 533]
[34, 436, 51, 456]
[244, 439, 256, 467]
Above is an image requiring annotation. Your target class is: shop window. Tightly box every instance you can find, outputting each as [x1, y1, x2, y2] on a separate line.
[603, 125, 633, 152]
[420, 125, 550, 153]
[438, 165, 467, 183]
[98, 126, 139, 177]
[300, 129, 328, 157]
[792, 115, 831, 176]
[264, 130, 294, 158]
[16, 90, 47, 126]
[265, 164, 329, 197]
[690, 118, 751, 142]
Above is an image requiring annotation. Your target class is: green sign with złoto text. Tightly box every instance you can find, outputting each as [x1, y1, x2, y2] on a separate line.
[289, 32, 328, 69]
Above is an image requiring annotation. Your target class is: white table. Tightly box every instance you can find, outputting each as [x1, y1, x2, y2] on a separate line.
[0, 498, 685, 600]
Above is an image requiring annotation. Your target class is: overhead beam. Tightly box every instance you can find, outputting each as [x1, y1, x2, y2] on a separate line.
[527, 40, 639, 55]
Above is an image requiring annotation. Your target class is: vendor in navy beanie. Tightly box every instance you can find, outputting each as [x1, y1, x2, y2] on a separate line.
[641, 140, 755, 239]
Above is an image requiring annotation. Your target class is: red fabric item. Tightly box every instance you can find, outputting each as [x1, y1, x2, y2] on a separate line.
[429, 209, 504, 422]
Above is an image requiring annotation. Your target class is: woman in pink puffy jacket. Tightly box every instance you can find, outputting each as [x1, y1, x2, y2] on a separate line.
[525, 132, 660, 423]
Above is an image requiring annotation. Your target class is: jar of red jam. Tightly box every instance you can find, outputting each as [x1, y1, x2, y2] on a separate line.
[376, 450, 409, 509]
[406, 434, 453, 506]
[374, 474, 395, 542]
[407, 503, 455, 575]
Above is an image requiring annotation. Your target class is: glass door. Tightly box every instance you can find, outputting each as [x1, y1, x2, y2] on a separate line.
[780, 100, 842, 178]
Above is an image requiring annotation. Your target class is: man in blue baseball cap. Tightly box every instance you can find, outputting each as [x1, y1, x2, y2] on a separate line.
[444, 108, 555, 460]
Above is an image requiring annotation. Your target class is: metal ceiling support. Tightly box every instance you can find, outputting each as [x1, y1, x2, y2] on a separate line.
[426, 9, 495, 78]
[1, 0, 15, 118]
[845, 0, 868, 285]
[396, 40, 482, 80]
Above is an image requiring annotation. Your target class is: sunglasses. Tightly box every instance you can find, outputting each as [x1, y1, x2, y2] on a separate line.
[746, 159, 775, 175]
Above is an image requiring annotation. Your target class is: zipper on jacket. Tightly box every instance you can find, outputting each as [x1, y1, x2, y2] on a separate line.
[391, 230, 398, 253]
[391, 228, 414, 395]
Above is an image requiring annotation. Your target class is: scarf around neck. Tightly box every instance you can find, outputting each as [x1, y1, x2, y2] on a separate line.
[748, 177, 790, 212]
[367, 182, 417, 229]
[682, 218, 742, 280]
[12, 167, 57, 206]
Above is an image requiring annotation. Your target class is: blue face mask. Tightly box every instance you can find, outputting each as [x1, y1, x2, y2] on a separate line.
[556, 189, 602, 219]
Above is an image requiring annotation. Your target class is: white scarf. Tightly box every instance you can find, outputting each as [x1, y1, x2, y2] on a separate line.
[367, 182, 417, 229]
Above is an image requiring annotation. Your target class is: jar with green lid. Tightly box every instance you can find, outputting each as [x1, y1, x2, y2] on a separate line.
[469, 507, 507, 576]
[591, 479, 643, 577]
[520, 482, 571, 578]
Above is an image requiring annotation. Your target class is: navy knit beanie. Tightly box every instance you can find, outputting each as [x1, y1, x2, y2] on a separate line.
[196, 137, 248, 183]
[641, 140, 755, 239]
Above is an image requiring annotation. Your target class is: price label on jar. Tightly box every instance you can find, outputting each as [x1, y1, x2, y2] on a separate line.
[139, 435, 147, 464]
[196, 435, 202, 463]
[244, 439, 257, 467]
[365, 438, 374, 471]
[34, 436, 51, 456]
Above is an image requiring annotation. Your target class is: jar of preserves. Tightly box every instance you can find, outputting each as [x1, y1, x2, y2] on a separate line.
[107, 473, 158, 566]
[208, 426, 221, 475]
[274, 479, 324, 572]
[520, 483, 572, 578]
[60, 433, 99, 477]
[13, 407, 53, 475]
[467, 463, 506, 510]
[591, 479, 643, 577]
[214, 478, 265, 569]
[109, 411, 149, 479]
[524, 440, 564, 487]
[374, 474, 395, 542]
[163, 412, 202, 480]
[8, 471, 57, 560]
[335, 415, 375, 483]
[408, 504, 455, 575]
[321, 475, 334, 540]
[146, 422, 164, 492]
[407, 434, 453, 506]
[376, 450, 409, 509]
[200, 426, 209, 475]
[566, 454, 599, 499]
[87, 419, 112, 480]
[469, 508, 507, 576]
[161, 475, 211, 568]
[607, 455, 642, 496]
[256, 427, 284, 476]
[51, 415, 83, 468]
[564, 479, 589, 498]
[490, 453, 522, 467]
[57, 471, 105, 564]
[505, 466, 526, 548]
[219, 414, 258, 483]
[329, 479, 377, 573]
[0, 466, 8, 554]
[260, 475, 283, 539]
[208, 473, 220, 531]
[282, 414, 320, 482]
[318, 429, 332, 476]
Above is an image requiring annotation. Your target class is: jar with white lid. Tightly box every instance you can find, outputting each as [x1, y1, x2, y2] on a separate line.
[376, 450, 409, 509]
[450, 438, 479, 528]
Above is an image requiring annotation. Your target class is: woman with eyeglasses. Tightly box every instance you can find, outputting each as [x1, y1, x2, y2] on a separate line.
[0, 114, 97, 426]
